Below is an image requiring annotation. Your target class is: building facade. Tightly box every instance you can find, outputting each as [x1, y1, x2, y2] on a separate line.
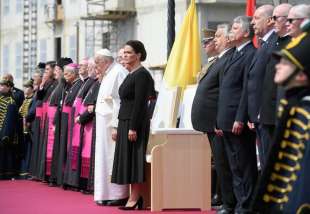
[0, 0, 308, 87]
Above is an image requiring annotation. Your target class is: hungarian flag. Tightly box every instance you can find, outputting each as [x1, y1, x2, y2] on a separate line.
[246, 0, 256, 16]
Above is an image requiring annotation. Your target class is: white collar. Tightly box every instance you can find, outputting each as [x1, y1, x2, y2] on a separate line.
[218, 48, 232, 58]
[236, 40, 251, 52]
[105, 62, 115, 75]
[207, 56, 217, 63]
[261, 29, 275, 42]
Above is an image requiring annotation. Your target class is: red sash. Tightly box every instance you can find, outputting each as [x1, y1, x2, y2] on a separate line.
[45, 106, 57, 176]
[62, 105, 73, 152]
[41, 102, 49, 130]
[35, 106, 43, 118]
[80, 120, 93, 178]
[70, 98, 83, 170]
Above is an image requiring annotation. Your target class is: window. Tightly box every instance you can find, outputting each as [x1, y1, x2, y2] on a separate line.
[39, 39, 47, 62]
[3, 45, 10, 73]
[85, 27, 95, 57]
[85, 45, 94, 58]
[16, 0, 22, 14]
[40, 0, 47, 8]
[69, 35, 77, 61]
[15, 43, 22, 78]
[3, 0, 10, 15]
[102, 32, 111, 49]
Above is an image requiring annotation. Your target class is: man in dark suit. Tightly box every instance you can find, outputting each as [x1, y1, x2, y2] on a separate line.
[192, 24, 234, 134]
[191, 31, 218, 133]
[192, 23, 235, 214]
[193, 29, 222, 206]
[216, 16, 257, 214]
[259, 3, 292, 168]
[247, 4, 277, 170]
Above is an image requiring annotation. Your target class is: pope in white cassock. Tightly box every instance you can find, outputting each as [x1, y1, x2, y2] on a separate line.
[94, 49, 129, 205]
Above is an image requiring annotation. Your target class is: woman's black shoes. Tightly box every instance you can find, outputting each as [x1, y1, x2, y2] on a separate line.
[48, 182, 57, 187]
[118, 196, 143, 210]
[106, 198, 128, 206]
[95, 200, 110, 206]
[80, 189, 92, 195]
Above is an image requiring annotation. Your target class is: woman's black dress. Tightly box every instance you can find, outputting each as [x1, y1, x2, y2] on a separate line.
[112, 66, 155, 185]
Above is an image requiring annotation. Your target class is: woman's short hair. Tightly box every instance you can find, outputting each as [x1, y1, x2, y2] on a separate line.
[126, 40, 147, 61]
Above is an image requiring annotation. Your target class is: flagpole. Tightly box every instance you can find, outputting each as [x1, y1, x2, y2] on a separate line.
[167, 0, 175, 59]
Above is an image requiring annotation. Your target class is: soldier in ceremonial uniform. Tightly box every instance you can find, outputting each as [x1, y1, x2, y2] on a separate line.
[0, 79, 19, 180]
[250, 20, 310, 214]
[19, 80, 35, 178]
[2, 74, 24, 109]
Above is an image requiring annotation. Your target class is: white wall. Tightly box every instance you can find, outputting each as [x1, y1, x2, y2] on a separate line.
[134, 0, 188, 67]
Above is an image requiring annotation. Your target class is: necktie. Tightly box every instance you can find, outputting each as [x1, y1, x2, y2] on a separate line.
[259, 39, 267, 48]
[232, 49, 239, 61]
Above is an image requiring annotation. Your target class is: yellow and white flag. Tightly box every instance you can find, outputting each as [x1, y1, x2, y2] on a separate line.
[164, 0, 201, 89]
[151, 0, 201, 129]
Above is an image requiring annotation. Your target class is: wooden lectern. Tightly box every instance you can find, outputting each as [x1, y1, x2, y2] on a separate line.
[146, 84, 211, 211]
[149, 128, 211, 211]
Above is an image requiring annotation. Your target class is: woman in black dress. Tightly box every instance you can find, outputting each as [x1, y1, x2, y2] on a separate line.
[112, 40, 155, 210]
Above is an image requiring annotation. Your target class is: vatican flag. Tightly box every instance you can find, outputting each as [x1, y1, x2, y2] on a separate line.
[164, 0, 201, 88]
[151, 0, 201, 129]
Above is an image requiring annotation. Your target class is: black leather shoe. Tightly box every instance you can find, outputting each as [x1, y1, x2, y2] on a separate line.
[106, 198, 128, 206]
[212, 194, 222, 206]
[80, 189, 91, 195]
[62, 184, 69, 190]
[48, 182, 57, 187]
[119, 197, 143, 210]
[96, 200, 110, 206]
[217, 207, 234, 214]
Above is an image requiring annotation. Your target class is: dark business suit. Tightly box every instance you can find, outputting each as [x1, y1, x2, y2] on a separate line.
[192, 48, 236, 209]
[258, 35, 291, 168]
[247, 32, 278, 123]
[192, 49, 234, 133]
[192, 57, 220, 200]
[217, 43, 256, 130]
[247, 32, 277, 171]
[217, 42, 258, 212]
[260, 35, 291, 126]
